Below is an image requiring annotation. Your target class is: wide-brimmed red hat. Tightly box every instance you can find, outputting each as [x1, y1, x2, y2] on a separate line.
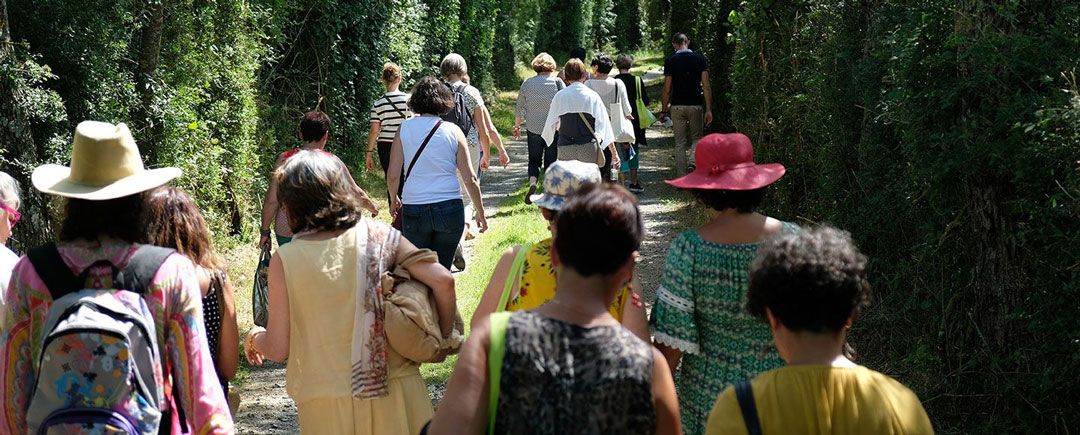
[665, 133, 785, 190]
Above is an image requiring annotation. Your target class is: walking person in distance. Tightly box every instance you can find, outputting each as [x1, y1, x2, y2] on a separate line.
[514, 52, 565, 204]
[661, 33, 713, 175]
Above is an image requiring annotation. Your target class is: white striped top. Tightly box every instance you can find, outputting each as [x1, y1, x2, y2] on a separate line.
[369, 91, 413, 142]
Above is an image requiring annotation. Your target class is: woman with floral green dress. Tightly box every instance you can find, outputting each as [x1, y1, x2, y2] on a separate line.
[650, 133, 797, 435]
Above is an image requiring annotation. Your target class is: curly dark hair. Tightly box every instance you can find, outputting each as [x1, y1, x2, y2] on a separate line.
[690, 188, 765, 213]
[60, 194, 149, 244]
[746, 225, 871, 333]
[554, 183, 643, 277]
[408, 76, 456, 116]
[299, 111, 331, 142]
[275, 150, 365, 234]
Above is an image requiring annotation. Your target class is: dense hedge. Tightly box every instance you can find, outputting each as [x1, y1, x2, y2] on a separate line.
[730, 1, 1079, 432]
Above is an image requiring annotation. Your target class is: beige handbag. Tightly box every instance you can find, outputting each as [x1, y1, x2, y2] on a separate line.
[381, 249, 465, 363]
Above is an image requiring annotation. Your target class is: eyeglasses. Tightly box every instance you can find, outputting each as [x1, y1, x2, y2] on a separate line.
[0, 203, 20, 228]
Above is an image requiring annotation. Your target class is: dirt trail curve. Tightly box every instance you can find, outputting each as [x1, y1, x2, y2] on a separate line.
[234, 126, 695, 433]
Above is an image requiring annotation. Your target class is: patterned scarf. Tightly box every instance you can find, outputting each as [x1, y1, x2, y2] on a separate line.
[350, 220, 400, 398]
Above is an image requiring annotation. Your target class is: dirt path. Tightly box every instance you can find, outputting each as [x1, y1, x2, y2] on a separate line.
[233, 118, 699, 434]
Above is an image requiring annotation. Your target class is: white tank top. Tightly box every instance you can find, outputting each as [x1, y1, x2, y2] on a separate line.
[399, 116, 463, 205]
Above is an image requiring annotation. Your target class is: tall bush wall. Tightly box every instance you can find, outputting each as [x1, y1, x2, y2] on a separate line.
[730, 1, 1080, 431]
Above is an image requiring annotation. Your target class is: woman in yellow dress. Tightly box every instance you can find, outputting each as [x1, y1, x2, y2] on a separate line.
[471, 160, 648, 340]
[244, 150, 457, 435]
[705, 226, 933, 435]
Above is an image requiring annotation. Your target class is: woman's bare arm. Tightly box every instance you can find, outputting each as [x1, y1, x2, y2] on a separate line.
[399, 237, 457, 335]
[216, 274, 240, 381]
[652, 348, 683, 435]
[471, 247, 519, 328]
[427, 317, 491, 435]
[620, 286, 650, 342]
[455, 130, 488, 232]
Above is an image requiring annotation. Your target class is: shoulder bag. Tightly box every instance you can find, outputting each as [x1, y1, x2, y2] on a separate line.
[610, 82, 636, 144]
[735, 379, 763, 435]
[392, 120, 444, 230]
[486, 311, 512, 435]
[496, 245, 530, 312]
[635, 76, 657, 130]
[557, 113, 606, 167]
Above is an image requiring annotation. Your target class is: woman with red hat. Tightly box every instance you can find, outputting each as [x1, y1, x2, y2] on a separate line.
[650, 133, 798, 435]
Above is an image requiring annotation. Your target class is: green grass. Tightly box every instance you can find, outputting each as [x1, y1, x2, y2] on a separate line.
[488, 90, 518, 140]
[420, 182, 550, 385]
[628, 49, 664, 76]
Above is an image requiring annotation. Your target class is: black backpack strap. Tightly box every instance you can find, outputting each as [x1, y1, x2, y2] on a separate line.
[115, 245, 176, 295]
[402, 121, 444, 187]
[735, 379, 763, 435]
[26, 243, 82, 300]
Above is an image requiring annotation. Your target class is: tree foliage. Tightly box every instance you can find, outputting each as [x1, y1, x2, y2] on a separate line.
[731, 0, 1080, 431]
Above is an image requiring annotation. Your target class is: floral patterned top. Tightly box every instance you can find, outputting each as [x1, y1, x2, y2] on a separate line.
[504, 238, 630, 320]
[0, 240, 233, 434]
[650, 223, 799, 435]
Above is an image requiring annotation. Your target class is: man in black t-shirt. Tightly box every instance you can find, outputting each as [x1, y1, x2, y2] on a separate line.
[661, 33, 713, 175]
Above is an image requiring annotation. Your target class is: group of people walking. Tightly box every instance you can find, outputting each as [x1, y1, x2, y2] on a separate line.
[0, 34, 935, 435]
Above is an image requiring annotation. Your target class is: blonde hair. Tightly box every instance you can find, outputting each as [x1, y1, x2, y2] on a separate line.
[440, 53, 468, 77]
[531, 53, 557, 73]
[381, 62, 402, 86]
[563, 59, 588, 82]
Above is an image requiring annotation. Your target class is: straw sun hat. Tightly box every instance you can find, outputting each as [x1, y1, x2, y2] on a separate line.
[32, 121, 181, 200]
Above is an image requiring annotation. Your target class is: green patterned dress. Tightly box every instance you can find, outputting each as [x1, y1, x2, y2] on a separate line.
[650, 223, 798, 435]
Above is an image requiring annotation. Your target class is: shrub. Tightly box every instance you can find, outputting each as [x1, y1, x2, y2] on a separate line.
[730, 0, 1080, 431]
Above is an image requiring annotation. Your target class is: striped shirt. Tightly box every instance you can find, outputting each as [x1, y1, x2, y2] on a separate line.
[516, 74, 565, 134]
[369, 91, 412, 142]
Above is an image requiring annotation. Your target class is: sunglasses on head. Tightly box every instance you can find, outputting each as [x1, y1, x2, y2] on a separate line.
[0, 203, 20, 228]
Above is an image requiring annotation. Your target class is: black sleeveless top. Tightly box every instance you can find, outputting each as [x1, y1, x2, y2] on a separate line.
[494, 311, 656, 435]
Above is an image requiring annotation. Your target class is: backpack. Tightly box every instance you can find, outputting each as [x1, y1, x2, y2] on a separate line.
[441, 82, 474, 138]
[25, 243, 175, 434]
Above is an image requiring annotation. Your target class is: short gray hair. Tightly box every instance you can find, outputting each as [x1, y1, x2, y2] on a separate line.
[0, 171, 19, 210]
[440, 53, 468, 77]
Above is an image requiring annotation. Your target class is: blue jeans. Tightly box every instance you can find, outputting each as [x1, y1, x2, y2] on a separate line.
[402, 199, 465, 270]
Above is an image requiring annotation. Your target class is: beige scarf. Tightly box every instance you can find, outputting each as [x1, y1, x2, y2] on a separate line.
[350, 220, 400, 398]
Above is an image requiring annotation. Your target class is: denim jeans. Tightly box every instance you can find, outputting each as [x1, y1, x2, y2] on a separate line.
[401, 199, 465, 270]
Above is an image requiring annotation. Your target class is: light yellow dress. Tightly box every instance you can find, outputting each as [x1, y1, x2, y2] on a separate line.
[705, 365, 934, 435]
[277, 224, 433, 435]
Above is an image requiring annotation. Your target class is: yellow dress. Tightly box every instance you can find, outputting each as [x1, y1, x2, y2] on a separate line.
[277, 225, 433, 435]
[704, 365, 934, 435]
[504, 238, 630, 320]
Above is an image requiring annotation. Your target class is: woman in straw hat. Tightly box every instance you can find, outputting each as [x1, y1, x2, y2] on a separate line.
[470, 160, 648, 340]
[649, 133, 799, 435]
[0, 121, 233, 434]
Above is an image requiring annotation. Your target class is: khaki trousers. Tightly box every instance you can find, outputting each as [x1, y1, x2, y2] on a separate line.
[671, 105, 703, 174]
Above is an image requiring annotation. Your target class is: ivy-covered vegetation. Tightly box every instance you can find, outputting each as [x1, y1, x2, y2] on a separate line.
[730, 1, 1079, 432]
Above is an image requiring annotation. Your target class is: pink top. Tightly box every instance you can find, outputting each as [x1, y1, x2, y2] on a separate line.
[0, 240, 233, 434]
